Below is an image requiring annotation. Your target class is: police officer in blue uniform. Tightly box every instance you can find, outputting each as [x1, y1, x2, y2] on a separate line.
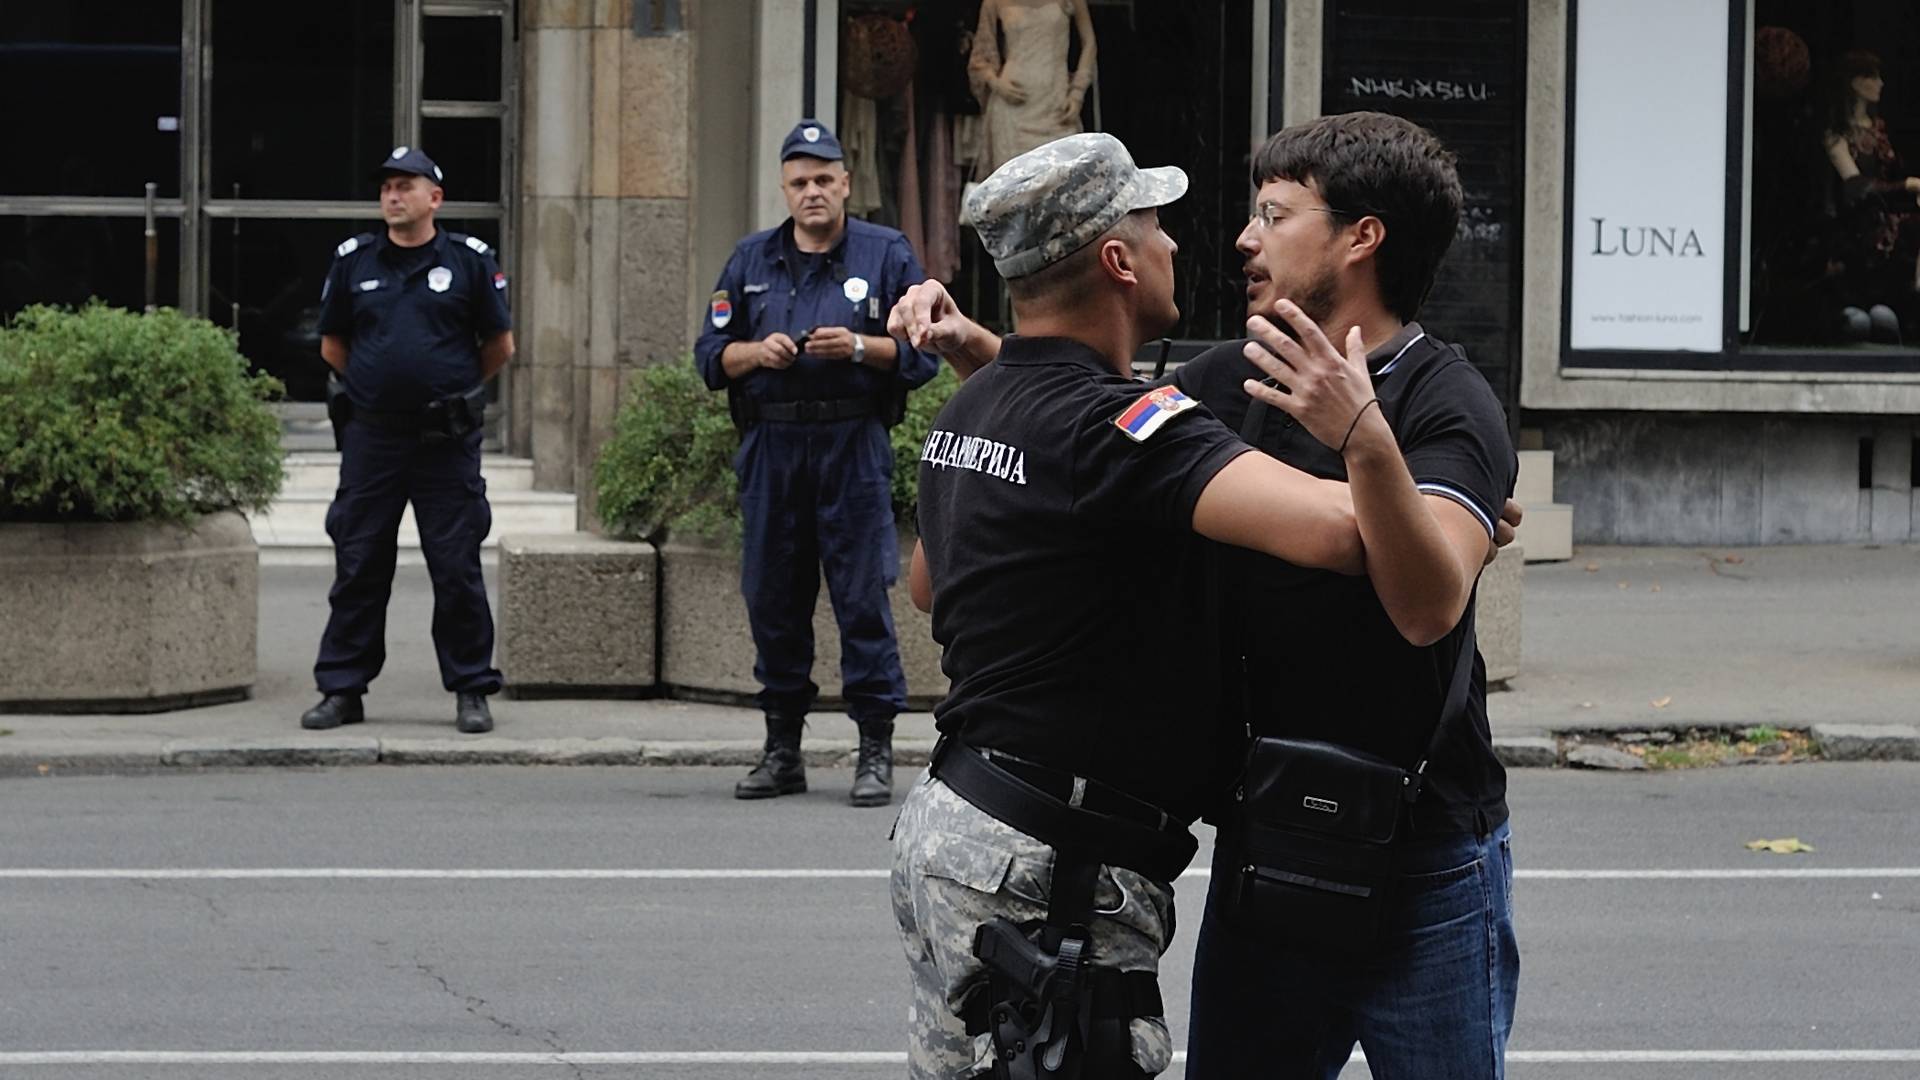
[300, 146, 515, 735]
[694, 120, 938, 807]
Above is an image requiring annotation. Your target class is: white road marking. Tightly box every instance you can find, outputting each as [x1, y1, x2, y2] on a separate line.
[2, 867, 1919, 881]
[1, 1050, 1918, 1066]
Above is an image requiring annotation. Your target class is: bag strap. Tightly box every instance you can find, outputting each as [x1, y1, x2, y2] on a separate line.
[1236, 371, 1480, 807]
[1403, 605, 1477, 805]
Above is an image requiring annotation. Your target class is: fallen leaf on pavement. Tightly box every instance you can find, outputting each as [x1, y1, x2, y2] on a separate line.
[1746, 838, 1814, 854]
[1724, 554, 1745, 564]
[1649, 584, 1662, 592]
[1585, 563, 1600, 572]
[1617, 582, 1629, 589]
[1650, 696, 1672, 708]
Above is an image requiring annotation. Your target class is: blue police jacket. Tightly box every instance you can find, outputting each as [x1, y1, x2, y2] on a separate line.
[318, 228, 512, 411]
[693, 217, 938, 404]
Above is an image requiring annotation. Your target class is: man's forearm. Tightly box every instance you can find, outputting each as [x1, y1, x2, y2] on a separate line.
[946, 321, 1005, 380]
[719, 341, 761, 380]
[1342, 420, 1477, 646]
[479, 331, 515, 381]
[859, 334, 900, 371]
[319, 335, 349, 374]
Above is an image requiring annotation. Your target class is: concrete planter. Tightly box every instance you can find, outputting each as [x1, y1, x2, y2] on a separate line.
[498, 533, 658, 697]
[1475, 543, 1523, 686]
[658, 540, 949, 710]
[0, 510, 258, 712]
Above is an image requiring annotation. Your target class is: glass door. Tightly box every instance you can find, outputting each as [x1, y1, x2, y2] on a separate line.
[195, 0, 514, 448]
[0, 2, 187, 318]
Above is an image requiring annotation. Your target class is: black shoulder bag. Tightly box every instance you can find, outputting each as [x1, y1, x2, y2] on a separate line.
[1217, 387, 1479, 957]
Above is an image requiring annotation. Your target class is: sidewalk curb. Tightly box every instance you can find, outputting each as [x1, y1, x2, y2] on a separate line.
[4, 728, 1916, 775]
[1811, 723, 1920, 762]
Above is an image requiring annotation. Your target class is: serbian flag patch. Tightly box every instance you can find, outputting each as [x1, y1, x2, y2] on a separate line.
[1113, 386, 1200, 442]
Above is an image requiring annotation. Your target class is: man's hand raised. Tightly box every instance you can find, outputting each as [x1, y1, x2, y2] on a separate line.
[1240, 300, 1383, 455]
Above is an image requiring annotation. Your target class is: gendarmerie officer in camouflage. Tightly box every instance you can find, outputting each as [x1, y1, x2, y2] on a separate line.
[894, 132, 1381, 1078]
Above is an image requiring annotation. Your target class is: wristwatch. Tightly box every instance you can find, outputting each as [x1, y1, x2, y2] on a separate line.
[850, 334, 867, 365]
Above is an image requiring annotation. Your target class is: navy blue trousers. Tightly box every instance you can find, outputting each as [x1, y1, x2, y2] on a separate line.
[736, 416, 906, 722]
[314, 422, 501, 696]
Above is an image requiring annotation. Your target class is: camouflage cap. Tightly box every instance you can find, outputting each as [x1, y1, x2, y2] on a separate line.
[963, 133, 1188, 279]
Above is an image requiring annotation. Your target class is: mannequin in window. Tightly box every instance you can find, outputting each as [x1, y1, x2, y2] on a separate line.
[968, 0, 1097, 177]
[1822, 50, 1920, 342]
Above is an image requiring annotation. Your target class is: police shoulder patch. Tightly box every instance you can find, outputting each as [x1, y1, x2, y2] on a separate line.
[335, 236, 362, 258]
[462, 234, 492, 256]
[1113, 386, 1200, 442]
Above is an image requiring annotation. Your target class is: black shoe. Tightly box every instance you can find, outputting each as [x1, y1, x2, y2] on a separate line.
[735, 714, 807, 799]
[849, 718, 895, 808]
[455, 692, 494, 734]
[300, 694, 364, 730]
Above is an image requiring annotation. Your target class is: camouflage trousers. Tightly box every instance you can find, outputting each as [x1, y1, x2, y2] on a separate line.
[889, 768, 1178, 1079]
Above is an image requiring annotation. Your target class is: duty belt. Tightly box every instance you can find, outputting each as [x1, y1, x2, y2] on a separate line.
[354, 386, 487, 434]
[739, 396, 875, 423]
[929, 737, 1197, 884]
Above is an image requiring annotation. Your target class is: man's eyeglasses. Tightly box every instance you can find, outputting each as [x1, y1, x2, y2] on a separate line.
[1247, 202, 1376, 230]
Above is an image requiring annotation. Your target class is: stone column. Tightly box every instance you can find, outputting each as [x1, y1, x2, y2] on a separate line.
[519, 1, 707, 527]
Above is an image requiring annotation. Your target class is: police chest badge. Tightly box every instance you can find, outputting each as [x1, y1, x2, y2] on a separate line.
[1113, 386, 1199, 442]
[427, 266, 453, 293]
[709, 290, 733, 329]
[843, 276, 870, 304]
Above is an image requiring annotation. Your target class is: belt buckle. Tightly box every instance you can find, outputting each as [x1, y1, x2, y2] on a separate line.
[795, 400, 825, 422]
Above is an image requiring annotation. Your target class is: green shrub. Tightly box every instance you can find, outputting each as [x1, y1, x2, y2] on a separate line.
[595, 359, 742, 544]
[595, 358, 962, 544]
[0, 304, 284, 524]
[890, 365, 959, 530]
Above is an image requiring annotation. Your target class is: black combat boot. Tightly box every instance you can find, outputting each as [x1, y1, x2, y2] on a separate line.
[848, 716, 895, 808]
[300, 693, 364, 730]
[455, 692, 494, 734]
[735, 714, 807, 799]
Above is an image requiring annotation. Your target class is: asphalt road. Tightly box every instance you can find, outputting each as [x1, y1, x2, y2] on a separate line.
[2, 764, 1916, 1079]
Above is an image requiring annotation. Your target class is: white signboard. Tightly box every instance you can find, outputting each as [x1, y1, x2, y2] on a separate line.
[1569, 0, 1727, 352]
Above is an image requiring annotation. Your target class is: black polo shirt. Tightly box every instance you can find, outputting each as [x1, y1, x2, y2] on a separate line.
[317, 228, 512, 411]
[1169, 324, 1518, 835]
[916, 336, 1252, 822]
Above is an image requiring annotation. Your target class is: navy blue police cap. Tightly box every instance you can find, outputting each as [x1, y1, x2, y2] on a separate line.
[373, 145, 445, 187]
[780, 120, 844, 163]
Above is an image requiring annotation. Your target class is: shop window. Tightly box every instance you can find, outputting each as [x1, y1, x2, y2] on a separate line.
[834, 0, 1252, 342]
[1746, 2, 1920, 355]
[0, 5, 183, 198]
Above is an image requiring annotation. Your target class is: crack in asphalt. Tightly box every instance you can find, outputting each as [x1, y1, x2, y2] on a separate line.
[412, 956, 584, 1080]
[129, 879, 229, 924]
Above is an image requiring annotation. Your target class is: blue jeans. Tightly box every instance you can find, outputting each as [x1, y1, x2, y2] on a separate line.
[1186, 821, 1518, 1079]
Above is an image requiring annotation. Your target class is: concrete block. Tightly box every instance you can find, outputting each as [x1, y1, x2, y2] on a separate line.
[1514, 503, 1572, 561]
[1475, 544, 1523, 684]
[1493, 736, 1558, 769]
[0, 512, 257, 712]
[498, 533, 658, 694]
[1515, 450, 1555, 506]
[1813, 723, 1920, 761]
[658, 540, 949, 710]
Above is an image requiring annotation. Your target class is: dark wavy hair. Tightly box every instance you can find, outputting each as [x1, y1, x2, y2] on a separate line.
[1250, 111, 1462, 321]
[1823, 49, 1883, 137]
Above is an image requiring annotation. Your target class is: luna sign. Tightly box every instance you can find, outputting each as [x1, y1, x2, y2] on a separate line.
[1568, 0, 1726, 352]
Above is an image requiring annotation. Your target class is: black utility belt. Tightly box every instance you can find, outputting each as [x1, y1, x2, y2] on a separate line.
[929, 736, 1197, 883]
[354, 386, 487, 436]
[739, 396, 875, 423]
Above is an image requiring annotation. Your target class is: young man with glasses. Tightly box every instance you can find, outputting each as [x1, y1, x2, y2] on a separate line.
[892, 111, 1521, 1078]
